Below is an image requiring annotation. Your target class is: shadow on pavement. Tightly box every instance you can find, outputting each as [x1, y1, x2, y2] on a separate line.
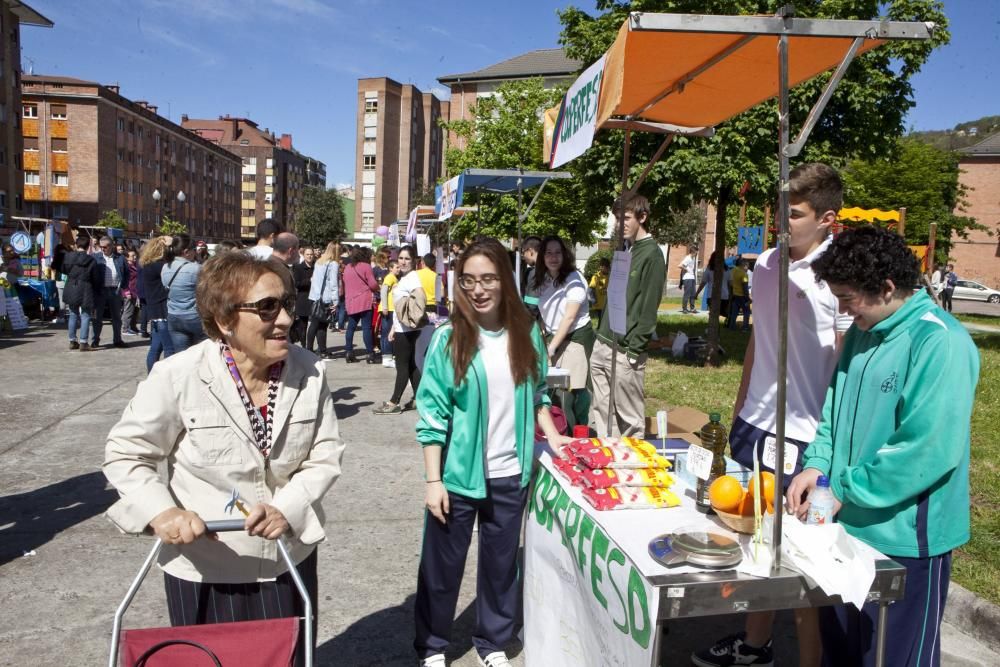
[0, 470, 116, 565]
[330, 386, 374, 419]
[317, 593, 417, 665]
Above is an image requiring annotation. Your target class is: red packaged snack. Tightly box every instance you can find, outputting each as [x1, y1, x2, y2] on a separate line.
[551, 457, 589, 486]
[580, 467, 675, 490]
[581, 485, 681, 511]
[573, 442, 670, 469]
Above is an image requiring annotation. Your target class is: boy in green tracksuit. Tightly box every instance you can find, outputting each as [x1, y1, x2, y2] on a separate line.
[591, 194, 665, 438]
[788, 226, 980, 667]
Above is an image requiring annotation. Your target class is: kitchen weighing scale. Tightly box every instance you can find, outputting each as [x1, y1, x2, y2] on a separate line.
[649, 527, 743, 569]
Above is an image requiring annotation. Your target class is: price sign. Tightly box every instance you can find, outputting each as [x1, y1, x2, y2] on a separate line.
[762, 436, 799, 475]
[686, 443, 714, 481]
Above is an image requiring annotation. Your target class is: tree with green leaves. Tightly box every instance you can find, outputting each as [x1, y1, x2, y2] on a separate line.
[293, 186, 347, 247]
[842, 137, 983, 263]
[157, 216, 187, 236]
[442, 78, 604, 245]
[98, 209, 127, 230]
[559, 0, 949, 363]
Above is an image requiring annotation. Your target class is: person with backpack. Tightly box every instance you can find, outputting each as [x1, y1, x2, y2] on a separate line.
[62, 236, 101, 351]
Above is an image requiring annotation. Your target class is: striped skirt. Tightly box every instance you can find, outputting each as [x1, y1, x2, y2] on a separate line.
[163, 549, 318, 665]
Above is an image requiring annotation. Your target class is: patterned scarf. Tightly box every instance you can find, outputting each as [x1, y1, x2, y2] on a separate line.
[218, 341, 283, 458]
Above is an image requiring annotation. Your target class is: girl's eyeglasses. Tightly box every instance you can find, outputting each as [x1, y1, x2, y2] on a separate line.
[236, 295, 295, 321]
[457, 274, 500, 291]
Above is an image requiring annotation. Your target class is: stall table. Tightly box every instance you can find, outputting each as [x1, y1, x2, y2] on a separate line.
[524, 452, 906, 667]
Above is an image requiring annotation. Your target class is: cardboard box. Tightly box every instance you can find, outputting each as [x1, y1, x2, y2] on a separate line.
[645, 405, 710, 445]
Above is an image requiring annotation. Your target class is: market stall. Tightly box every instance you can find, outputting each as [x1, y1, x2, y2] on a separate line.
[522, 9, 933, 666]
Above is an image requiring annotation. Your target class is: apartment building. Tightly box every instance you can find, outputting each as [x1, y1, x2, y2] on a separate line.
[437, 48, 581, 151]
[953, 133, 1000, 288]
[0, 1, 52, 235]
[353, 78, 449, 236]
[19, 75, 240, 238]
[182, 116, 307, 240]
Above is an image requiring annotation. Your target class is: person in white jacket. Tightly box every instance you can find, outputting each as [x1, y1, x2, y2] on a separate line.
[104, 251, 345, 665]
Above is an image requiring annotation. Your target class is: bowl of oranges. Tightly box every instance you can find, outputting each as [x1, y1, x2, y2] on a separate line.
[708, 472, 775, 534]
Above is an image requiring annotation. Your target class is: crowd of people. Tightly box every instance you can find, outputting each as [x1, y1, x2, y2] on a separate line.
[80, 164, 983, 667]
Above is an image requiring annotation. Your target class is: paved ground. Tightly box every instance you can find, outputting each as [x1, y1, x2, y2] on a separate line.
[1, 323, 997, 666]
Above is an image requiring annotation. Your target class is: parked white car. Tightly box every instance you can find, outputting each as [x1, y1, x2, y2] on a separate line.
[938, 279, 1000, 304]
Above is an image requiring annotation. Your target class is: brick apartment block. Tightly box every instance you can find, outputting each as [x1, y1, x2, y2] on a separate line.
[19, 75, 241, 240]
[953, 134, 1000, 288]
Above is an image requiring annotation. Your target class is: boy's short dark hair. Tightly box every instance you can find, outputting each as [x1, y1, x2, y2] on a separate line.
[812, 226, 920, 296]
[522, 236, 542, 254]
[255, 218, 283, 241]
[789, 163, 843, 216]
[423, 253, 436, 270]
[612, 194, 651, 225]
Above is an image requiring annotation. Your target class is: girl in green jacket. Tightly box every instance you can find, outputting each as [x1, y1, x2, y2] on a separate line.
[413, 239, 571, 667]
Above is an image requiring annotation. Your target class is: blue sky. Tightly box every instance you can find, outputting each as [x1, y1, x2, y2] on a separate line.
[19, 0, 998, 188]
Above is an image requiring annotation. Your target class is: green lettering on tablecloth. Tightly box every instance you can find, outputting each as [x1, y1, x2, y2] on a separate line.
[529, 465, 653, 650]
[606, 547, 630, 634]
[590, 528, 610, 609]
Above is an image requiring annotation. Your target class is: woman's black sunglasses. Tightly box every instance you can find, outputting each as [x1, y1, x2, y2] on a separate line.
[236, 295, 295, 321]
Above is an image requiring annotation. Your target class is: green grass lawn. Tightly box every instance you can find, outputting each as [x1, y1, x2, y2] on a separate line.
[956, 312, 1000, 328]
[642, 313, 1000, 605]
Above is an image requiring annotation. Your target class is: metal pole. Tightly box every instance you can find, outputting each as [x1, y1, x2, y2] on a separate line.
[874, 601, 889, 667]
[607, 129, 631, 438]
[771, 26, 791, 575]
[516, 176, 524, 297]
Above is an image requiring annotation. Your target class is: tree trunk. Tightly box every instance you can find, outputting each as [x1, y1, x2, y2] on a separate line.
[705, 184, 731, 367]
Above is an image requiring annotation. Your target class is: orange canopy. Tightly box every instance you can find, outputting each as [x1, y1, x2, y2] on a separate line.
[597, 14, 888, 128]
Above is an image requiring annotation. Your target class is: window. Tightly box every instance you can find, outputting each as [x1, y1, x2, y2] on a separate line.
[364, 126, 376, 139]
[52, 172, 69, 186]
[242, 174, 255, 182]
[0, 148, 4, 164]
[51, 137, 67, 152]
[266, 158, 274, 168]
[117, 117, 125, 131]
[362, 184, 375, 198]
[0, 104, 5, 122]
[242, 191, 255, 200]
[0, 190, 6, 208]
[53, 204, 69, 219]
[22, 103, 37, 118]
[265, 175, 274, 186]
[117, 148, 124, 161]
[15, 194, 20, 210]
[24, 136, 38, 151]
[363, 155, 376, 170]
[361, 214, 375, 233]
[365, 100, 378, 113]
[137, 127, 143, 139]
[24, 170, 39, 185]
[240, 139, 249, 145]
[128, 120, 135, 134]
[50, 104, 67, 120]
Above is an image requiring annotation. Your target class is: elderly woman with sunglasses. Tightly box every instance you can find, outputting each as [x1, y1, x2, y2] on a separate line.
[104, 252, 345, 663]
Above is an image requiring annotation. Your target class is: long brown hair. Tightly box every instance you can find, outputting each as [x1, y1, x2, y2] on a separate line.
[450, 239, 538, 386]
[533, 235, 576, 290]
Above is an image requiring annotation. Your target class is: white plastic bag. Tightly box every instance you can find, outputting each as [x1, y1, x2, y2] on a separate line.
[671, 331, 689, 358]
[781, 518, 876, 609]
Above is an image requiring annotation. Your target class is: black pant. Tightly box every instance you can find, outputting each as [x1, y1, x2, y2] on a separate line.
[92, 286, 123, 344]
[414, 475, 527, 660]
[163, 549, 318, 667]
[941, 288, 954, 312]
[306, 316, 328, 354]
[390, 329, 422, 404]
[291, 315, 309, 345]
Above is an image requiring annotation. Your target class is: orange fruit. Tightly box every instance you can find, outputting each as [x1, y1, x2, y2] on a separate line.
[748, 471, 776, 505]
[736, 492, 774, 516]
[708, 475, 744, 512]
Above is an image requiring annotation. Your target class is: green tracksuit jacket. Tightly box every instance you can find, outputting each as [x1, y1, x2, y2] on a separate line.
[415, 323, 551, 498]
[595, 235, 666, 358]
[802, 290, 980, 558]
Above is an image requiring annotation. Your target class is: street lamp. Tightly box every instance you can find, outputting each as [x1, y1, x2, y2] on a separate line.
[152, 188, 162, 233]
[176, 190, 186, 230]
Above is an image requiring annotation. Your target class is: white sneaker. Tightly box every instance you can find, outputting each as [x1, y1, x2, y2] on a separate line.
[419, 655, 446, 667]
[477, 652, 511, 667]
[383, 356, 395, 368]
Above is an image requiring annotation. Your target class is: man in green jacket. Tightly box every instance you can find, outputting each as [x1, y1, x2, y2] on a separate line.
[788, 225, 980, 667]
[591, 194, 665, 438]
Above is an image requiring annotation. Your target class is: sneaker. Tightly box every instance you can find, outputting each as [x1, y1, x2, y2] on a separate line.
[477, 652, 511, 667]
[403, 399, 416, 412]
[419, 655, 446, 667]
[372, 402, 402, 415]
[69, 341, 79, 350]
[79, 343, 92, 352]
[691, 632, 774, 667]
[382, 356, 395, 368]
[122, 329, 140, 336]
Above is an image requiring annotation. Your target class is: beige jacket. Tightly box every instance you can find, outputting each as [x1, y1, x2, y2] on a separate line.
[104, 339, 345, 583]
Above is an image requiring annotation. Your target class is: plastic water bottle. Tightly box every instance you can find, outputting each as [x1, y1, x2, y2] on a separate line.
[806, 475, 836, 525]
